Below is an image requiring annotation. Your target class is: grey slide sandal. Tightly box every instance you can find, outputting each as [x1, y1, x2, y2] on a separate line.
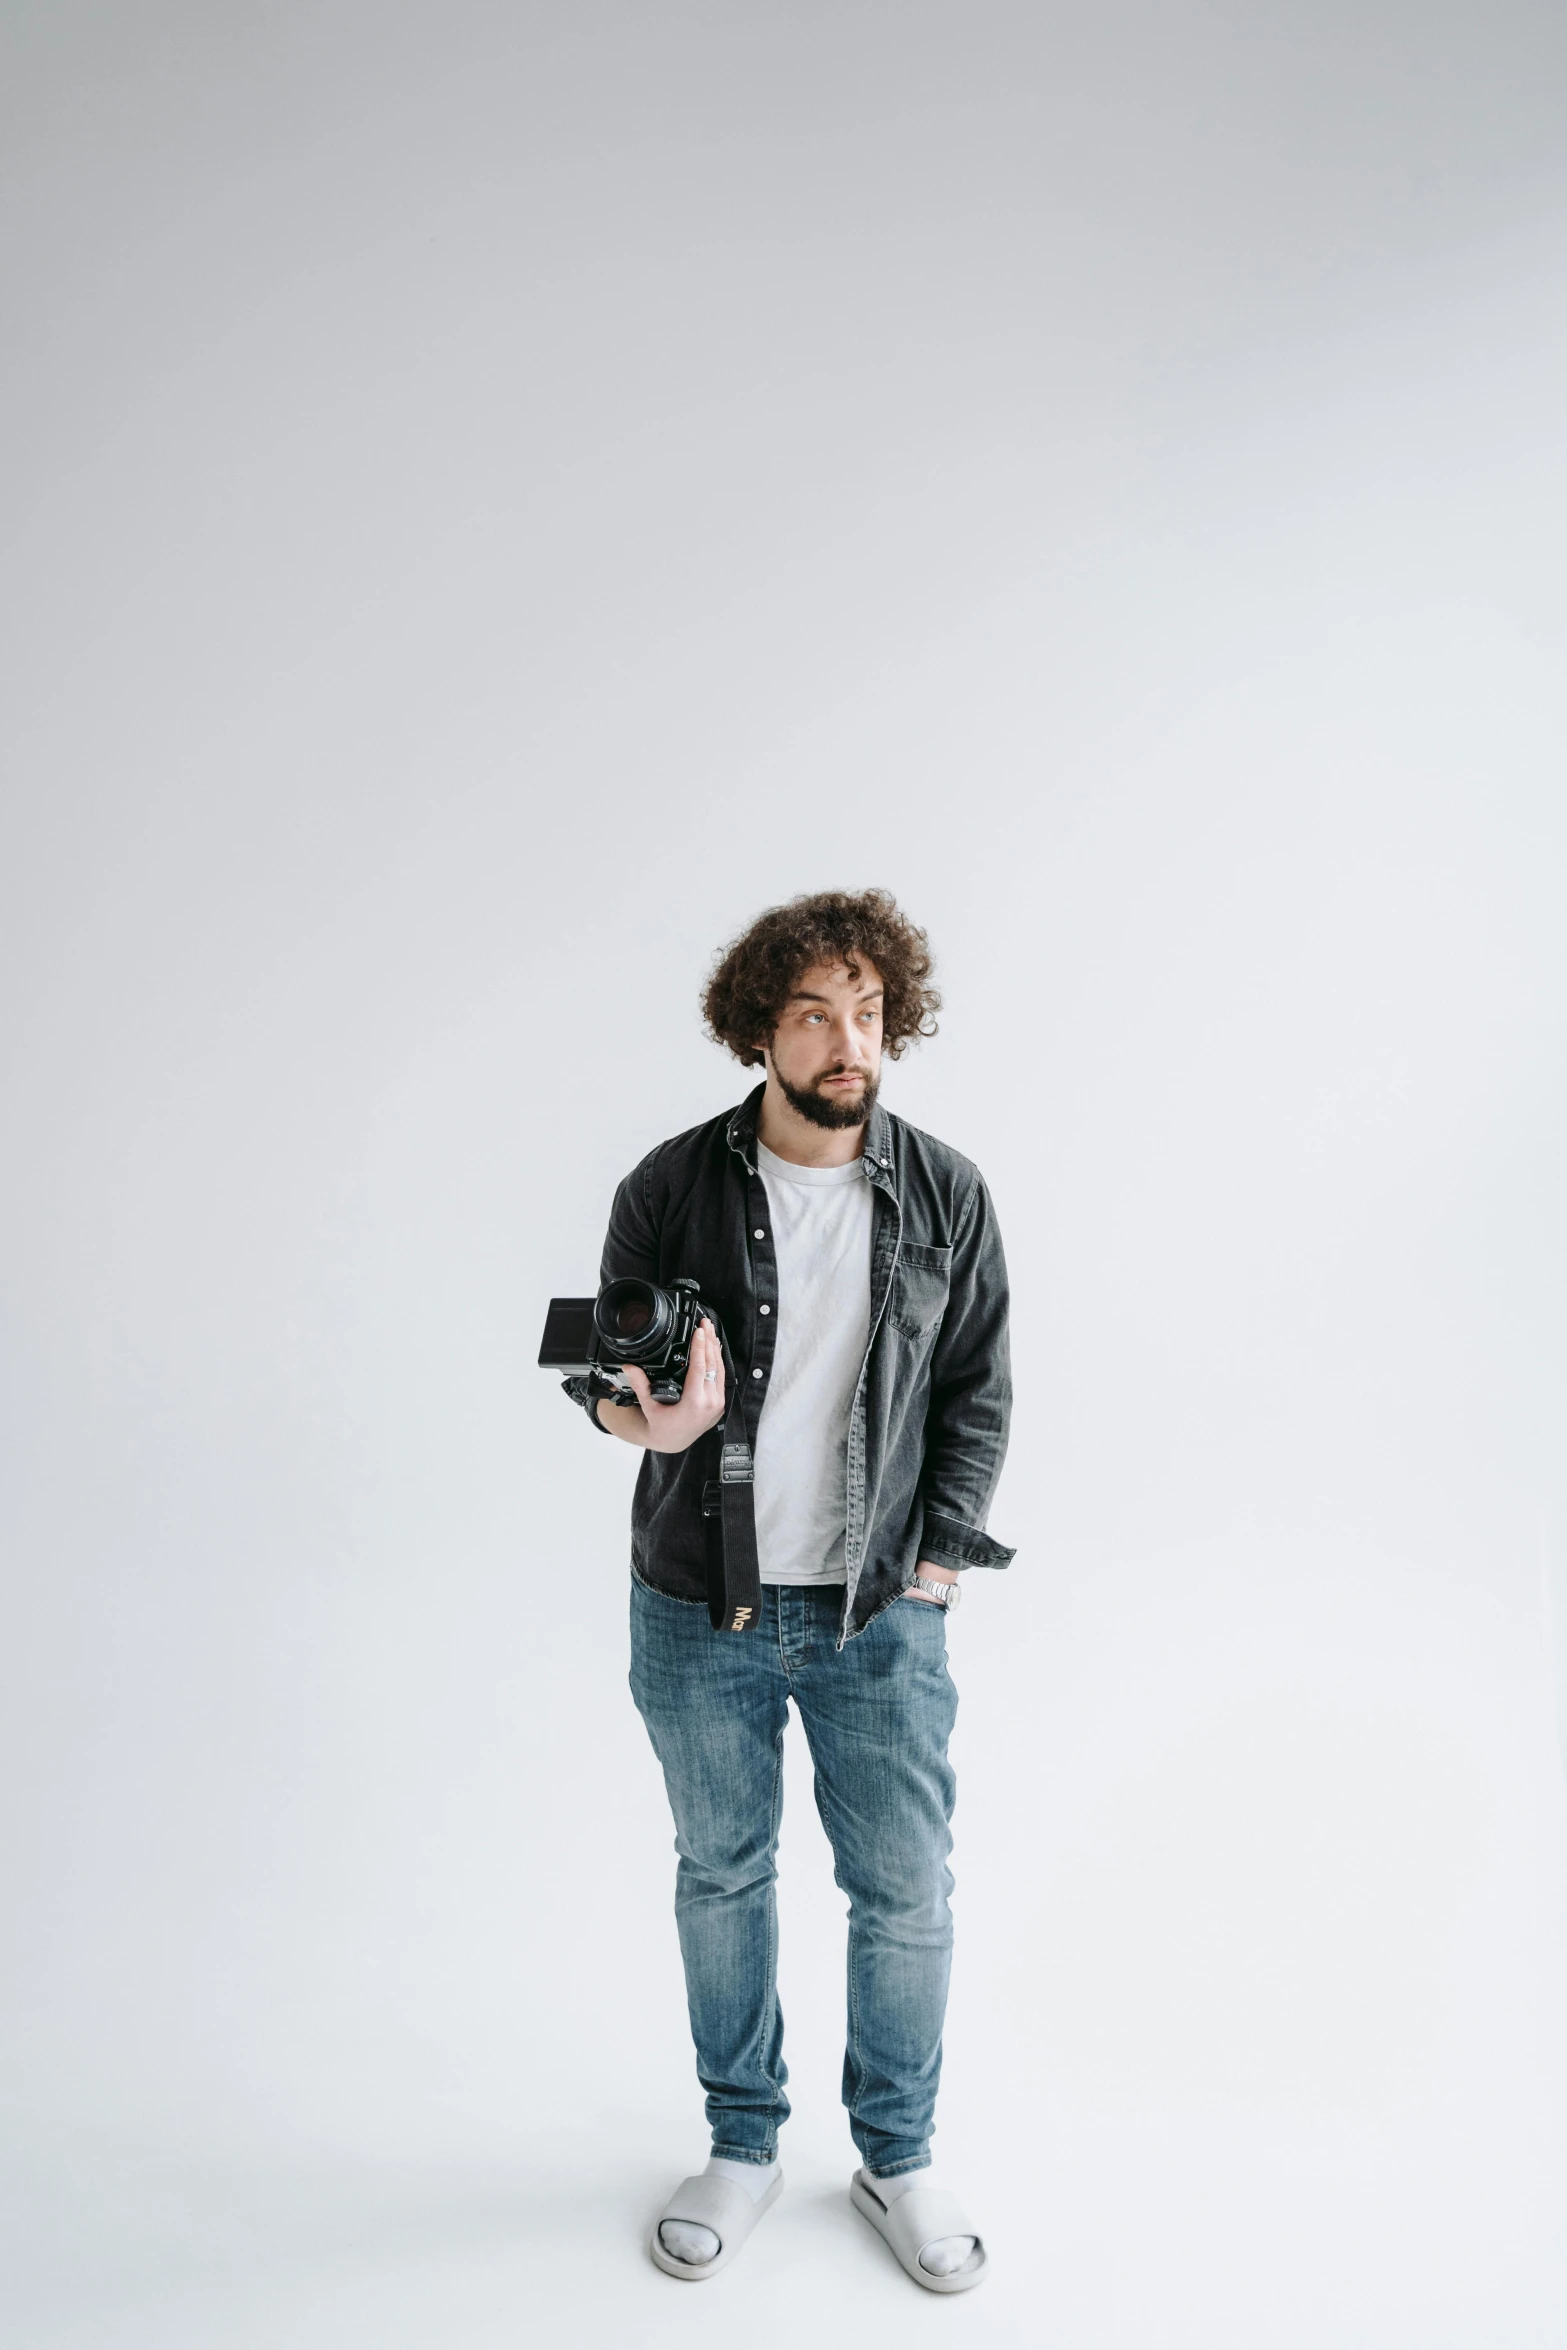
[649, 2168, 785, 2280]
[851, 2167, 990, 2293]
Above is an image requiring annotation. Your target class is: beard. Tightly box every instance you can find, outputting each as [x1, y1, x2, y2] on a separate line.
[775, 1064, 880, 1131]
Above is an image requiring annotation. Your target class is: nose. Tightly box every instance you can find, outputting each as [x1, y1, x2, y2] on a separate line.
[830, 1007, 866, 1062]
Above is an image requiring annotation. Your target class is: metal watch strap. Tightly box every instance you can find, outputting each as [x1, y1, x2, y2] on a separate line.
[912, 1574, 961, 1610]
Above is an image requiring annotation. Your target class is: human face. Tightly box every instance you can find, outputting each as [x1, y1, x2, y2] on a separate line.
[764, 958, 885, 1130]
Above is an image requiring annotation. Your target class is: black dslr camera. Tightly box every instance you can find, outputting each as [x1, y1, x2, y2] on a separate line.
[539, 1276, 720, 1408]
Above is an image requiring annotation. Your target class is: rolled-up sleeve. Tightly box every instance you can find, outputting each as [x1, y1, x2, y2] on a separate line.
[917, 1174, 1016, 1571]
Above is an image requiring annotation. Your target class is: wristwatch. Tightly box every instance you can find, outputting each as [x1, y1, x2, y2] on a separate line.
[911, 1574, 961, 1611]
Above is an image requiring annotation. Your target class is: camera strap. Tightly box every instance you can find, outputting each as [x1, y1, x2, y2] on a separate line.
[711, 1352, 763, 1633]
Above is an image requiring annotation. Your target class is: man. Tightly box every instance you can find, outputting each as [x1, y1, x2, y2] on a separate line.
[575, 888, 1013, 2292]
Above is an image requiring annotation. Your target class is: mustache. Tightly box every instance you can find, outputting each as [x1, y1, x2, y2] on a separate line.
[778, 1062, 880, 1131]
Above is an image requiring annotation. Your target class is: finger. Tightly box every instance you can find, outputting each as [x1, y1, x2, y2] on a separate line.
[623, 1363, 654, 1408]
[703, 1319, 725, 1400]
[682, 1332, 714, 1405]
[700, 1316, 728, 1381]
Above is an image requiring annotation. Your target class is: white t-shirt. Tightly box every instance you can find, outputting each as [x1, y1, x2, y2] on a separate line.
[752, 1139, 875, 1586]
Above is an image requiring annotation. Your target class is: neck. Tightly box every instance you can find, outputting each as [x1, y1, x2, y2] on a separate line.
[755, 1072, 868, 1168]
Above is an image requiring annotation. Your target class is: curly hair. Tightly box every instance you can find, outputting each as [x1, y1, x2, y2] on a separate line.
[702, 888, 941, 1069]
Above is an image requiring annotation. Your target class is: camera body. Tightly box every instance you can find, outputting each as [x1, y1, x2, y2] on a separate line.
[539, 1276, 718, 1407]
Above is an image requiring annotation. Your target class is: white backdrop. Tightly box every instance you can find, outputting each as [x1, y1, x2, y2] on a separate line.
[4, 5, 1567, 2344]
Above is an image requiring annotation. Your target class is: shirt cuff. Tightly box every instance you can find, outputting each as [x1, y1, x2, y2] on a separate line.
[563, 1374, 617, 1434]
[918, 1511, 1017, 1571]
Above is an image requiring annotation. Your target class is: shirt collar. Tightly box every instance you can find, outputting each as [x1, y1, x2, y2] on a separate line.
[726, 1084, 898, 1194]
[725, 1083, 767, 1169]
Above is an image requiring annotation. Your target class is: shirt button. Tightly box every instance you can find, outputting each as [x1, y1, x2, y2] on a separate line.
[759, 1304, 770, 1315]
[754, 1228, 765, 1239]
[752, 1367, 764, 1379]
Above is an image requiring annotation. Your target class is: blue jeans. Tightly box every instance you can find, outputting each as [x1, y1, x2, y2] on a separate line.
[629, 1575, 958, 2176]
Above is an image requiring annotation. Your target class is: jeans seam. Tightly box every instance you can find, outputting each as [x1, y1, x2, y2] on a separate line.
[846, 1904, 863, 2135]
[743, 1714, 786, 2130]
[814, 1764, 866, 2140]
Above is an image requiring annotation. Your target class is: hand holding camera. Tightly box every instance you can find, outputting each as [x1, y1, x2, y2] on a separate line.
[539, 1276, 728, 1454]
[616, 1313, 727, 1452]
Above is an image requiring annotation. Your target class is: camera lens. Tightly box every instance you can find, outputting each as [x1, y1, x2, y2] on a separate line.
[594, 1278, 675, 1361]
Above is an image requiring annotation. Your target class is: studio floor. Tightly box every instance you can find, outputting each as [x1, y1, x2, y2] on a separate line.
[9, 2095, 1567, 2350]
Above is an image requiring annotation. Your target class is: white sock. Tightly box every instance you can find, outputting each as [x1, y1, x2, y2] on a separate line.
[866, 2167, 978, 2278]
[658, 2155, 780, 2266]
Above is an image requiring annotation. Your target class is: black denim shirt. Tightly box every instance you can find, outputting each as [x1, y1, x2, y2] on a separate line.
[585, 1084, 1014, 1644]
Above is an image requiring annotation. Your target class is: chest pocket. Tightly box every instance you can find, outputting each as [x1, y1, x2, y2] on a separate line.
[887, 1240, 953, 1340]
